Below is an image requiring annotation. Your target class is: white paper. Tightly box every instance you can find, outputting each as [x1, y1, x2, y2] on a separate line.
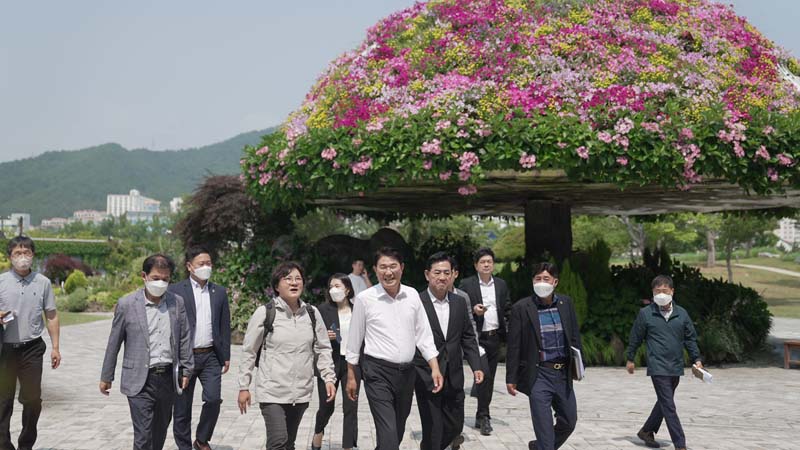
[693, 364, 713, 383]
[570, 346, 585, 381]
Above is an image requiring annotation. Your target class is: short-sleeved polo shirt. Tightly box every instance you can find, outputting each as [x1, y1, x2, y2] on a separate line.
[0, 270, 57, 344]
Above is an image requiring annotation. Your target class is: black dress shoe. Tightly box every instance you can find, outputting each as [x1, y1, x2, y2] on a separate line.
[451, 434, 465, 449]
[193, 440, 212, 450]
[480, 418, 492, 436]
[637, 429, 660, 448]
[528, 441, 536, 450]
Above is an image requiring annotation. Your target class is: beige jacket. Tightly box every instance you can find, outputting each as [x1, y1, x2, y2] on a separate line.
[238, 297, 336, 404]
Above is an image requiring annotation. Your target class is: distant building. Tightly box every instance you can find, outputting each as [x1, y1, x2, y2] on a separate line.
[40, 217, 70, 230]
[106, 189, 161, 223]
[73, 210, 108, 224]
[0, 213, 31, 233]
[775, 218, 800, 251]
[169, 197, 183, 214]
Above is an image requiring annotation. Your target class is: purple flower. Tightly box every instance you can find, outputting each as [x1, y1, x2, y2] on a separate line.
[576, 146, 589, 160]
[768, 168, 779, 181]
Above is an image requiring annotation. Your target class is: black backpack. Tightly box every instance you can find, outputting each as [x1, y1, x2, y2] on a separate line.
[254, 301, 317, 367]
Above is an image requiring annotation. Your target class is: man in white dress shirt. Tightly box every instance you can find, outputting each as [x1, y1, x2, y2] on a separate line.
[346, 247, 443, 450]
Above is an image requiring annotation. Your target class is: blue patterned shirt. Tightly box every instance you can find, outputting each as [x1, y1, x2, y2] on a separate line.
[535, 295, 567, 362]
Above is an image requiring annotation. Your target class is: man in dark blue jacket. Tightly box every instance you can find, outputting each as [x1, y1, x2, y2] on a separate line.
[169, 246, 231, 450]
[626, 275, 702, 450]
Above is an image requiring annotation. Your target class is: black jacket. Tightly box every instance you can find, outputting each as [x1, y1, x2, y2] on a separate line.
[505, 294, 582, 396]
[459, 275, 511, 339]
[168, 279, 231, 365]
[316, 301, 351, 374]
[413, 290, 482, 391]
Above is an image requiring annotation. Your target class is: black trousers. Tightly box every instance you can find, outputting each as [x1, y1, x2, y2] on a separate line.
[313, 357, 360, 448]
[415, 375, 465, 450]
[260, 402, 309, 450]
[173, 350, 222, 449]
[475, 332, 500, 421]
[643, 376, 685, 448]
[528, 367, 577, 450]
[128, 367, 176, 450]
[0, 338, 46, 450]
[361, 356, 415, 450]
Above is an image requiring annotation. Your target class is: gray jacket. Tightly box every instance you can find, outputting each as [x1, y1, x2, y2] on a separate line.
[101, 289, 194, 396]
[238, 297, 335, 404]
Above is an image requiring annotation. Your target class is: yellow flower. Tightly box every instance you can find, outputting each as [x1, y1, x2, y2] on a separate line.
[504, 0, 527, 11]
[632, 7, 653, 24]
[568, 9, 591, 25]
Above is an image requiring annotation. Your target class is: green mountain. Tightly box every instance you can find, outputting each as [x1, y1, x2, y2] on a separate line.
[0, 129, 273, 224]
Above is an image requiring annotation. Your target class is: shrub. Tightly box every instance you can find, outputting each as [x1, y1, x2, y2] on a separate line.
[44, 254, 93, 284]
[556, 259, 588, 326]
[64, 288, 89, 312]
[64, 270, 89, 294]
[697, 318, 744, 363]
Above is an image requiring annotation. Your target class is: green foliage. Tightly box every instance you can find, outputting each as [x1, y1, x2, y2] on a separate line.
[0, 129, 272, 224]
[572, 216, 629, 256]
[557, 259, 588, 326]
[64, 270, 89, 294]
[62, 288, 89, 312]
[493, 226, 525, 261]
[0, 253, 9, 272]
[696, 318, 744, 363]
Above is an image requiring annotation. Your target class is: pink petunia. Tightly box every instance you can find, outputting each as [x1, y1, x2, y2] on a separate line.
[777, 154, 793, 166]
[439, 171, 452, 180]
[423, 160, 433, 170]
[763, 125, 775, 135]
[421, 139, 442, 155]
[435, 120, 451, 131]
[755, 145, 770, 160]
[598, 131, 613, 143]
[614, 118, 634, 135]
[457, 185, 478, 196]
[680, 128, 694, 140]
[576, 146, 589, 160]
[519, 152, 537, 169]
[768, 168, 779, 181]
[616, 156, 629, 166]
[350, 156, 373, 175]
[321, 147, 337, 160]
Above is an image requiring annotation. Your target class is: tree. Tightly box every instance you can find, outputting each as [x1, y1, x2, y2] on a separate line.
[493, 226, 525, 261]
[718, 213, 778, 282]
[619, 216, 646, 264]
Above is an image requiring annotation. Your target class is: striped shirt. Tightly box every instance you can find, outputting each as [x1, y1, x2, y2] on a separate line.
[536, 296, 567, 362]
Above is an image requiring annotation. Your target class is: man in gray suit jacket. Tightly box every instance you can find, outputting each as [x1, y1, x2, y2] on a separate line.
[100, 254, 194, 450]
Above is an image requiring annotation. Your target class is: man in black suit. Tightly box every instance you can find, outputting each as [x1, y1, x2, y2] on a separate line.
[414, 253, 483, 450]
[458, 247, 510, 436]
[506, 262, 582, 450]
[169, 246, 231, 450]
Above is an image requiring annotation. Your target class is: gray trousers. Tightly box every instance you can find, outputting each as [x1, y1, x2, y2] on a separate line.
[260, 402, 309, 450]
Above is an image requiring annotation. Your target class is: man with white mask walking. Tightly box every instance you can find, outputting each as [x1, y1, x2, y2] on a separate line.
[626, 275, 702, 450]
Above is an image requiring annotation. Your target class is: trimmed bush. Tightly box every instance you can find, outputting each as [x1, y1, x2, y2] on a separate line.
[557, 259, 588, 326]
[64, 288, 89, 312]
[64, 270, 89, 294]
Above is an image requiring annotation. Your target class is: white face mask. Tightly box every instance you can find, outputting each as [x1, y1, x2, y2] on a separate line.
[11, 256, 33, 272]
[192, 266, 212, 281]
[653, 293, 672, 306]
[533, 282, 555, 298]
[329, 287, 347, 303]
[145, 279, 169, 297]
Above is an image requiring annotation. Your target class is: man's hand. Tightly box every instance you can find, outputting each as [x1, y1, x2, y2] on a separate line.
[431, 368, 444, 394]
[51, 348, 61, 369]
[325, 382, 337, 402]
[222, 361, 230, 374]
[506, 383, 517, 396]
[181, 376, 190, 389]
[99, 381, 112, 396]
[694, 361, 704, 370]
[474, 370, 484, 384]
[626, 361, 635, 374]
[473, 304, 486, 316]
[327, 330, 337, 340]
[238, 390, 251, 414]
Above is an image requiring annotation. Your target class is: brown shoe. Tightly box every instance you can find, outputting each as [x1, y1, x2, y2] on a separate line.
[636, 429, 660, 448]
[193, 440, 212, 450]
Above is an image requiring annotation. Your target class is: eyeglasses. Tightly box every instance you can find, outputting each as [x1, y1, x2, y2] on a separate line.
[282, 276, 304, 283]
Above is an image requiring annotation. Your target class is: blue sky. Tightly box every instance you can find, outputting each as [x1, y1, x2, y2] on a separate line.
[0, 0, 797, 162]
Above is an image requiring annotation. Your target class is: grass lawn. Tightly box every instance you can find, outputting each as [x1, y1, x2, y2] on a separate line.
[696, 264, 800, 319]
[58, 312, 110, 326]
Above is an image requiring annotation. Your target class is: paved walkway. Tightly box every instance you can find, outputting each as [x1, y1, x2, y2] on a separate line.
[9, 319, 800, 450]
[734, 263, 800, 278]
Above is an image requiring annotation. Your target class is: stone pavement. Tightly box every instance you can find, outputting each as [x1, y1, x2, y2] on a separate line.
[9, 319, 800, 450]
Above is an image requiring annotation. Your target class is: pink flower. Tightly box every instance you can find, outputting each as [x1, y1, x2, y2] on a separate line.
[616, 156, 629, 166]
[423, 160, 433, 170]
[297, 158, 308, 166]
[556, 142, 567, 149]
[352, 138, 363, 147]
[777, 154, 793, 166]
[278, 148, 290, 160]
[439, 171, 452, 180]
[459, 152, 480, 171]
[258, 172, 273, 185]
[458, 170, 471, 181]
[366, 117, 388, 132]
[768, 168, 779, 181]
[763, 126, 775, 135]
[321, 147, 337, 160]
[332, 161, 341, 169]
[475, 128, 492, 137]
[456, 129, 470, 138]
[519, 152, 537, 169]
[350, 156, 373, 175]
[421, 139, 442, 155]
[680, 128, 694, 140]
[733, 141, 745, 158]
[576, 146, 589, 160]
[458, 185, 478, 196]
[457, 116, 468, 127]
[435, 120, 451, 131]
[755, 145, 770, 160]
[641, 122, 661, 133]
[598, 131, 613, 143]
[256, 146, 270, 156]
[614, 118, 634, 135]
[613, 134, 630, 148]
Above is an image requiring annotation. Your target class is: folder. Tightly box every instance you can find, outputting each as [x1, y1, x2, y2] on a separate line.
[570, 346, 585, 381]
[691, 364, 713, 383]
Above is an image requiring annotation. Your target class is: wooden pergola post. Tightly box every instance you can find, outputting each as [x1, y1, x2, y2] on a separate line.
[524, 200, 572, 265]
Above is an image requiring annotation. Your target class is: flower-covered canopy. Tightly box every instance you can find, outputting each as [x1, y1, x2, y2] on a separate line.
[243, 0, 800, 208]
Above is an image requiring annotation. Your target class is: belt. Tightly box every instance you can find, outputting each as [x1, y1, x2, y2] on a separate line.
[149, 364, 173, 374]
[539, 361, 567, 370]
[364, 355, 413, 371]
[3, 337, 43, 350]
[481, 330, 498, 336]
[193, 347, 214, 354]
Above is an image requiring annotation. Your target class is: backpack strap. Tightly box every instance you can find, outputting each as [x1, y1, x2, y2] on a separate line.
[306, 305, 318, 347]
[254, 301, 276, 368]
